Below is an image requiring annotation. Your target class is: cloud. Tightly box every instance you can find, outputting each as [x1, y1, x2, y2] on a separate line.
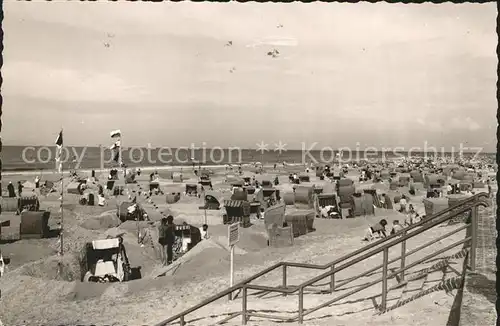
[2, 61, 151, 102]
[449, 116, 481, 131]
[416, 118, 443, 132]
[416, 116, 482, 132]
[246, 36, 298, 48]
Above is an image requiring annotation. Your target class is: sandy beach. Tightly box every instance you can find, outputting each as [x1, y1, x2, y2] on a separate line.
[0, 161, 495, 325]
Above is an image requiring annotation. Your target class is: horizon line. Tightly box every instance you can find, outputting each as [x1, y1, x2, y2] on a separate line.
[1, 144, 494, 154]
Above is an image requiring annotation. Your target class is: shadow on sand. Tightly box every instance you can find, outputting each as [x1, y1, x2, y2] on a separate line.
[465, 272, 496, 304]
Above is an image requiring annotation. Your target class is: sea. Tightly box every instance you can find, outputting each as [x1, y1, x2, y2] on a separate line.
[1, 145, 495, 172]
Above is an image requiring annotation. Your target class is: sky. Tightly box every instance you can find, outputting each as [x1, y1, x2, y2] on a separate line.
[2, 2, 497, 151]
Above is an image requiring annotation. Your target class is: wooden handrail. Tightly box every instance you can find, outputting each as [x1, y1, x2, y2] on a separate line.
[155, 192, 488, 326]
[241, 198, 487, 297]
[283, 192, 488, 270]
[332, 223, 469, 291]
[296, 198, 488, 292]
[153, 263, 285, 326]
[301, 236, 472, 319]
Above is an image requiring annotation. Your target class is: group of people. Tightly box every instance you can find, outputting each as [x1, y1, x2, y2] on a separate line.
[7, 176, 51, 198]
[363, 219, 405, 241]
[155, 216, 209, 266]
[7, 181, 24, 198]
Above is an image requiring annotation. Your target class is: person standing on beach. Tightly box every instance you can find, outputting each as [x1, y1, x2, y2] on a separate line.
[7, 182, 15, 198]
[399, 195, 407, 213]
[17, 181, 23, 198]
[158, 218, 168, 264]
[165, 216, 175, 265]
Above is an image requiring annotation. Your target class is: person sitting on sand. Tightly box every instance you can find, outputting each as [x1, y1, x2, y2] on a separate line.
[426, 186, 433, 198]
[200, 224, 209, 239]
[259, 208, 265, 220]
[320, 205, 337, 219]
[363, 219, 388, 241]
[98, 194, 106, 207]
[379, 193, 386, 208]
[446, 183, 453, 195]
[390, 220, 403, 235]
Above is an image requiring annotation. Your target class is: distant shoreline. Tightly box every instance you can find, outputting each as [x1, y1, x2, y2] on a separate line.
[1, 163, 305, 176]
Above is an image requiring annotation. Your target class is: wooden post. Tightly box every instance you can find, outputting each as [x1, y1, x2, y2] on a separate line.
[179, 315, 185, 326]
[298, 287, 304, 324]
[470, 206, 478, 272]
[330, 264, 335, 293]
[381, 248, 389, 311]
[60, 166, 64, 256]
[282, 264, 287, 296]
[400, 230, 406, 281]
[228, 244, 235, 300]
[242, 285, 247, 325]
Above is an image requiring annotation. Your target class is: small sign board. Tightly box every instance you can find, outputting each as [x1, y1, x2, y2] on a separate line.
[228, 222, 240, 247]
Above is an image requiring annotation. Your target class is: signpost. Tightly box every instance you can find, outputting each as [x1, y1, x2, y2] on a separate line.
[228, 222, 240, 300]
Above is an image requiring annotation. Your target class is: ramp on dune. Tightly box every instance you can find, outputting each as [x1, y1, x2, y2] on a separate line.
[149, 239, 229, 279]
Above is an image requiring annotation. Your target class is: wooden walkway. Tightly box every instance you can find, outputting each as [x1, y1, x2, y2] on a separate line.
[459, 196, 497, 326]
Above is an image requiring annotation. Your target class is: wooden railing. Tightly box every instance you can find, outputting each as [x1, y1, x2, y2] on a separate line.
[155, 192, 489, 326]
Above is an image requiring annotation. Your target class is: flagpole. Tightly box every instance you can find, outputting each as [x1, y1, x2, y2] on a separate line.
[60, 128, 64, 256]
[121, 133, 125, 178]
